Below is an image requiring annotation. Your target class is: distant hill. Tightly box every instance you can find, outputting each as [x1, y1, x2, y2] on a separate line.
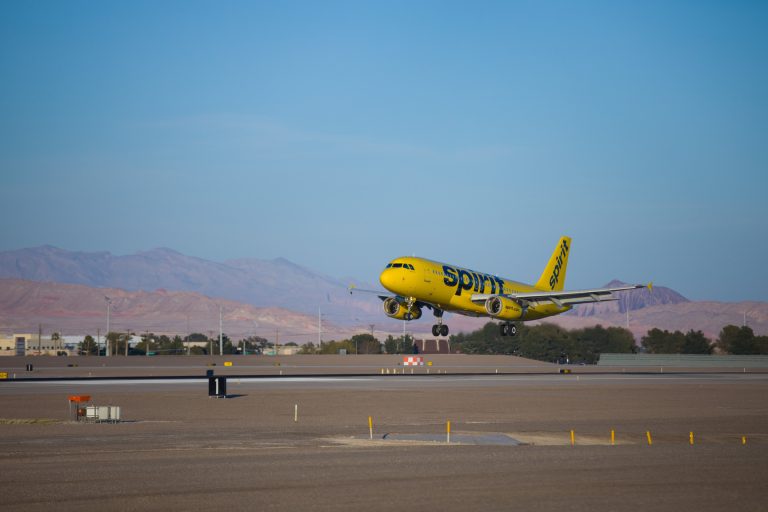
[0, 246, 382, 325]
[540, 300, 767, 342]
[0, 278, 353, 341]
[567, 280, 689, 317]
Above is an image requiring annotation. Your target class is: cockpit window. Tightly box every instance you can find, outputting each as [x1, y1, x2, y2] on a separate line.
[392, 263, 403, 268]
[385, 263, 392, 268]
[407, 264, 415, 270]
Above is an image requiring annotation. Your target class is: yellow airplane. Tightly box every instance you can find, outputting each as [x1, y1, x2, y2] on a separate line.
[351, 236, 649, 337]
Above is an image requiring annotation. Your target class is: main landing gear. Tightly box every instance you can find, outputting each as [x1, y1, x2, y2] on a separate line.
[500, 322, 517, 337]
[431, 308, 449, 337]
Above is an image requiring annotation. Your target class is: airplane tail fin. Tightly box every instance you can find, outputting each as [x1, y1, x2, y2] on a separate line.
[535, 236, 572, 291]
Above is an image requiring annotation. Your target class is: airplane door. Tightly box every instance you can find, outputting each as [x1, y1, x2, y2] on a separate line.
[423, 269, 433, 296]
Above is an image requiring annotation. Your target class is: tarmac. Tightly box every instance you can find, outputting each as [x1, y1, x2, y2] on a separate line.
[1, 355, 767, 511]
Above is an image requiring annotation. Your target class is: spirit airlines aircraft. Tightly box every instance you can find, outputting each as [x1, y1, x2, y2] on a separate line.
[351, 236, 649, 337]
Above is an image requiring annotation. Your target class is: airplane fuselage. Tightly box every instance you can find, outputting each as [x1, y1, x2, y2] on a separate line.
[379, 257, 570, 321]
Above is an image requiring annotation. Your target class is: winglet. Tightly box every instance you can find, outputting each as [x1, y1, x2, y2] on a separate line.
[348, 284, 356, 295]
[647, 282, 653, 293]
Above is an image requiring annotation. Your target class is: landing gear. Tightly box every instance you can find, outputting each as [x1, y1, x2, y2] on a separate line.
[432, 324, 449, 336]
[431, 308, 449, 337]
[500, 322, 517, 337]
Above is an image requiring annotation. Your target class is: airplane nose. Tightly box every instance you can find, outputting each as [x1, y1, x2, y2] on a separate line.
[380, 269, 397, 292]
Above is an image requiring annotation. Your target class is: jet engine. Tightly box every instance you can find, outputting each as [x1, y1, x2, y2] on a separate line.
[383, 297, 422, 320]
[484, 296, 524, 320]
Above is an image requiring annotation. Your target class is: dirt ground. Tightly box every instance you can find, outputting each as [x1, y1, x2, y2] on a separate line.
[1, 358, 767, 511]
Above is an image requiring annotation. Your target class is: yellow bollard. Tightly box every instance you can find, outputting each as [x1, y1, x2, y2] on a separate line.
[447, 420, 451, 444]
[368, 416, 373, 440]
[742, 436, 747, 445]
[689, 432, 694, 445]
[611, 429, 615, 446]
[646, 431, 653, 446]
[294, 404, 298, 423]
[570, 430, 575, 446]
[380, 368, 384, 375]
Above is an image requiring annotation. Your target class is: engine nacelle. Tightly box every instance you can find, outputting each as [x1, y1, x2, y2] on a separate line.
[383, 297, 422, 321]
[484, 296, 524, 320]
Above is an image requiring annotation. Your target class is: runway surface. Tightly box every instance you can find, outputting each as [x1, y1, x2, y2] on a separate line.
[2, 364, 767, 511]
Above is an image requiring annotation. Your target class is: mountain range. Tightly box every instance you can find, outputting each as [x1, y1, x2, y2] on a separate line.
[0, 246, 765, 341]
[0, 245, 382, 323]
[0, 278, 355, 342]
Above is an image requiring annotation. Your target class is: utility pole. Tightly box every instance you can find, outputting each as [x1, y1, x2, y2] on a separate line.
[96, 328, 100, 357]
[38, 324, 41, 355]
[275, 328, 279, 356]
[219, 305, 223, 356]
[186, 314, 190, 356]
[125, 329, 129, 356]
[318, 307, 322, 348]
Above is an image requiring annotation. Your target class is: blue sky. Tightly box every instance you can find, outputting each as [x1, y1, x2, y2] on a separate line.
[1, 1, 766, 301]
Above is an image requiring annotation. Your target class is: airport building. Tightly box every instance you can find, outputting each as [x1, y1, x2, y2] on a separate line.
[414, 338, 453, 354]
[0, 333, 69, 356]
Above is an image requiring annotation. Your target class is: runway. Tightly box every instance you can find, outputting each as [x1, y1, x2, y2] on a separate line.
[1, 362, 767, 511]
[3, 371, 768, 393]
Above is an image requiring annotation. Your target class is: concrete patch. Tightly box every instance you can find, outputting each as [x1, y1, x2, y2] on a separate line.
[330, 432, 523, 446]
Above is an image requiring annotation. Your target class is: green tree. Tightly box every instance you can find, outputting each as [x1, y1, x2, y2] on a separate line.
[319, 339, 354, 354]
[451, 322, 519, 355]
[216, 334, 235, 355]
[681, 330, 713, 354]
[570, 325, 635, 363]
[516, 323, 571, 361]
[757, 335, 768, 355]
[351, 334, 381, 354]
[79, 335, 98, 355]
[238, 335, 270, 354]
[384, 334, 413, 354]
[717, 325, 758, 354]
[299, 342, 317, 354]
[641, 328, 685, 353]
[105, 331, 133, 356]
[450, 322, 637, 363]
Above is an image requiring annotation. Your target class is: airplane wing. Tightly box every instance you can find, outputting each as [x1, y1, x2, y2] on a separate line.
[347, 284, 391, 301]
[471, 283, 651, 308]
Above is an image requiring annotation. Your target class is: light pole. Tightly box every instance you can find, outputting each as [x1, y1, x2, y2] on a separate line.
[219, 305, 223, 355]
[368, 324, 375, 355]
[104, 296, 112, 357]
